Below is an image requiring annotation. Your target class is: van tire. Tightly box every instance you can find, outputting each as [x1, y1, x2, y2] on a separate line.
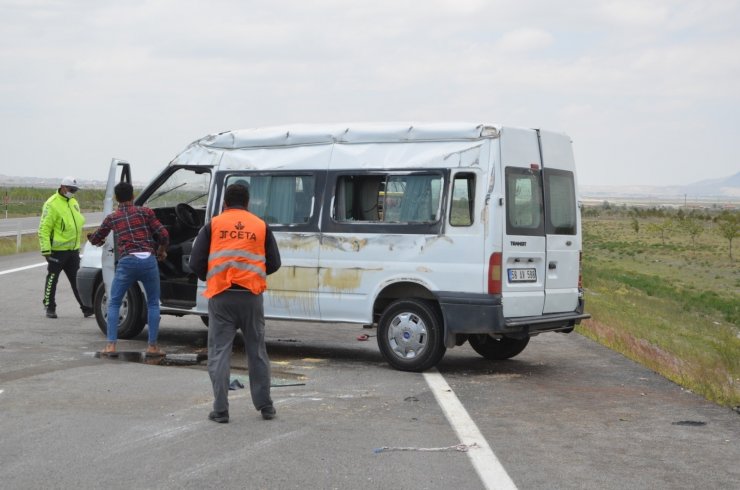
[377, 299, 446, 372]
[468, 334, 530, 360]
[94, 282, 146, 340]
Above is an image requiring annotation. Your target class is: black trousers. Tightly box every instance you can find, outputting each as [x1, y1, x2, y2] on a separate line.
[43, 250, 84, 311]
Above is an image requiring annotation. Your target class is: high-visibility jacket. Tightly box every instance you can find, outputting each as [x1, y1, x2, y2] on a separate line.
[204, 208, 267, 298]
[38, 192, 86, 254]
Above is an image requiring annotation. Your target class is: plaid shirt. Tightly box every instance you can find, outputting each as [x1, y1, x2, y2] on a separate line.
[88, 203, 169, 257]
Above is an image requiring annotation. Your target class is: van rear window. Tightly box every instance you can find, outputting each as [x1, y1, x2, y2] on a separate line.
[544, 169, 576, 235]
[505, 167, 544, 236]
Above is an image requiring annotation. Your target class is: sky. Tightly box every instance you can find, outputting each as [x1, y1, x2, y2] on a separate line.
[1, 0, 738, 187]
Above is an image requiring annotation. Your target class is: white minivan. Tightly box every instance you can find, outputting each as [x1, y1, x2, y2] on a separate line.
[78, 122, 590, 371]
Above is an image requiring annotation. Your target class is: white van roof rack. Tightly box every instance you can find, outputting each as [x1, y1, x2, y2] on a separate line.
[199, 122, 502, 149]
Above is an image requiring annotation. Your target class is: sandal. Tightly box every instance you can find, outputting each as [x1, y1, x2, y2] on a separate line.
[101, 343, 117, 357]
[145, 345, 166, 357]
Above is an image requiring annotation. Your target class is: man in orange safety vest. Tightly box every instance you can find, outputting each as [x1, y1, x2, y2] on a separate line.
[189, 183, 281, 423]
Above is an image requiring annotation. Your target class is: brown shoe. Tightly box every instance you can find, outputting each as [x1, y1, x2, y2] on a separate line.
[101, 343, 117, 356]
[145, 345, 165, 357]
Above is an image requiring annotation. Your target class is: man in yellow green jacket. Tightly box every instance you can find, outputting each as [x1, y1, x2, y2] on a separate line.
[38, 176, 93, 319]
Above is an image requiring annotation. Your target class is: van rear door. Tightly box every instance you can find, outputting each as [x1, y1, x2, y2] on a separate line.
[538, 130, 581, 313]
[500, 128, 546, 318]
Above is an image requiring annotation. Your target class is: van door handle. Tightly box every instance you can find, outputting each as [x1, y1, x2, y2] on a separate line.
[548, 262, 556, 270]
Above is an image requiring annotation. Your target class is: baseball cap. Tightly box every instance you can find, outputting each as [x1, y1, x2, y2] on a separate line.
[61, 176, 80, 190]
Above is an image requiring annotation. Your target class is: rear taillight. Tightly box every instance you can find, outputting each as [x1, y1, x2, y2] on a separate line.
[488, 252, 502, 294]
[578, 251, 583, 289]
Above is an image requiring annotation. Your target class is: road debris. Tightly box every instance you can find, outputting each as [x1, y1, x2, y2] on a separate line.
[373, 443, 479, 454]
[672, 420, 707, 427]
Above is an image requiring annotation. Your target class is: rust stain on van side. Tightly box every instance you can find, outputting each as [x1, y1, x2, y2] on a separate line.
[320, 236, 369, 252]
[276, 234, 320, 251]
[267, 266, 319, 315]
[421, 235, 453, 250]
[319, 234, 453, 256]
[268, 265, 317, 291]
[319, 268, 368, 291]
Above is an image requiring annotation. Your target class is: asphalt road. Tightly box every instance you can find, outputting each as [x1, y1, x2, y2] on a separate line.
[0, 251, 738, 489]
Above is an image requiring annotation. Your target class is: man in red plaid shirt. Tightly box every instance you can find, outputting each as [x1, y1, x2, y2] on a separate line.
[88, 182, 169, 356]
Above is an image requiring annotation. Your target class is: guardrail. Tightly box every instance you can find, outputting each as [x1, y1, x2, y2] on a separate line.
[0, 223, 101, 252]
[0, 228, 39, 238]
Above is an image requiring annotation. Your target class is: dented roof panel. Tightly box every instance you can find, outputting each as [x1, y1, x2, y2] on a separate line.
[183, 122, 502, 151]
[171, 123, 498, 170]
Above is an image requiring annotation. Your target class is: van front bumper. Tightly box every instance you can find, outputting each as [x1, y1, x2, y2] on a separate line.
[435, 291, 590, 348]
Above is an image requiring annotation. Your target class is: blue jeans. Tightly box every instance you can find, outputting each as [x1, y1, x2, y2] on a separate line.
[107, 254, 161, 344]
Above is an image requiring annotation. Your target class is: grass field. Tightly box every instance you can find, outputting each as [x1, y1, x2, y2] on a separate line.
[579, 207, 739, 408]
[1, 187, 106, 218]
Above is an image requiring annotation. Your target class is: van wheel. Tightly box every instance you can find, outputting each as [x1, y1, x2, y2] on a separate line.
[377, 299, 446, 372]
[468, 335, 530, 360]
[94, 282, 146, 340]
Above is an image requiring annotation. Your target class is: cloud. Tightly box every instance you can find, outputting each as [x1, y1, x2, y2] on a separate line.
[0, 0, 739, 186]
[495, 28, 555, 52]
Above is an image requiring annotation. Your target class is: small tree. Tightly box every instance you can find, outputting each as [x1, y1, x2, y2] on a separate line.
[648, 218, 673, 245]
[715, 212, 739, 260]
[680, 217, 703, 248]
[630, 216, 639, 235]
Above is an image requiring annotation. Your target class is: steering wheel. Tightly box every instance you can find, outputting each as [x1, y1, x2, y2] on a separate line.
[175, 203, 200, 230]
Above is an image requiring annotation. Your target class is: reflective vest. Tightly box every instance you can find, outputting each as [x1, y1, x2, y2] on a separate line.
[38, 192, 86, 254]
[204, 208, 267, 298]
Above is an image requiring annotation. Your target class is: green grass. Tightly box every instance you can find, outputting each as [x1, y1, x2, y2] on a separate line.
[0, 228, 97, 256]
[0, 186, 106, 255]
[579, 211, 740, 408]
[0, 234, 41, 255]
[0, 186, 106, 217]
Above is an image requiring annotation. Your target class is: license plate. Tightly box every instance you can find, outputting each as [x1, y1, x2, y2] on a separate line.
[508, 268, 537, 282]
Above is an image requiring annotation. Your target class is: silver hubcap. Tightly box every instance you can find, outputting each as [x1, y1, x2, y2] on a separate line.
[387, 312, 428, 360]
[102, 291, 129, 326]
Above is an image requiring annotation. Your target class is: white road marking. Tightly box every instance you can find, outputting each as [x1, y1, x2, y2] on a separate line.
[424, 369, 518, 490]
[0, 262, 46, 276]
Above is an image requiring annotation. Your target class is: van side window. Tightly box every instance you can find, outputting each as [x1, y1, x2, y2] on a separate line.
[334, 173, 443, 223]
[505, 167, 544, 236]
[450, 173, 475, 226]
[544, 169, 576, 235]
[225, 174, 315, 225]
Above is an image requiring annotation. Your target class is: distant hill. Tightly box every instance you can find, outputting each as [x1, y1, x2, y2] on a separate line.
[581, 172, 740, 200]
[682, 172, 740, 197]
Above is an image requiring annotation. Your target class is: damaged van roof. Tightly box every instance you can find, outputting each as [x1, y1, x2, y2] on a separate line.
[197, 122, 502, 149]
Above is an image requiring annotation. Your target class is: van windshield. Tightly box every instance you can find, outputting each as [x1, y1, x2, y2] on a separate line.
[145, 168, 211, 208]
